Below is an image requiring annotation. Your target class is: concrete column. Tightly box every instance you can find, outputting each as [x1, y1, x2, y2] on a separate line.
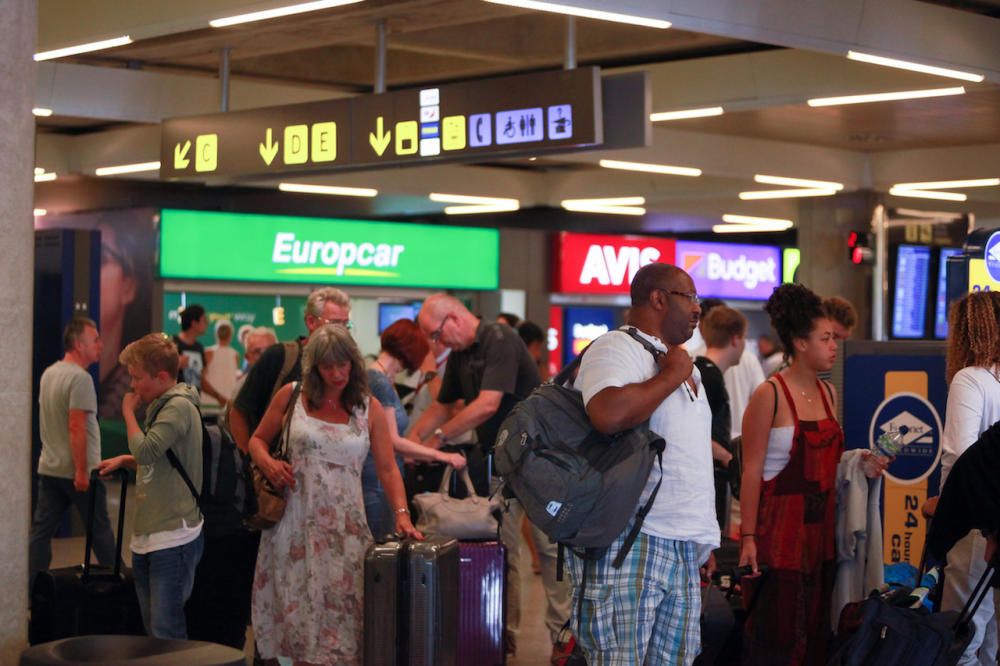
[797, 191, 878, 338]
[0, 0, 37, 660]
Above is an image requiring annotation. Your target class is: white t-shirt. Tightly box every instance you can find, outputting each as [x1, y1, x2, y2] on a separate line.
[940, 365, 1000, 488]
[577, 327, 719, 551]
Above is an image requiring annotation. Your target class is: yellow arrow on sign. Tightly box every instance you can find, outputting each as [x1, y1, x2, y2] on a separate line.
[259, 128, 279, 165]
[369, 116, 391, 157]
[174, 140, 191, 169]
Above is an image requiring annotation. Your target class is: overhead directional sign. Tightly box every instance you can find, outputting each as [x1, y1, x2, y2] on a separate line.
[161, 68, 602, 180]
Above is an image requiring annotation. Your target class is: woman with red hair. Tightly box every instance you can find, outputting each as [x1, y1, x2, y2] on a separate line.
[361, 318, 466, 539]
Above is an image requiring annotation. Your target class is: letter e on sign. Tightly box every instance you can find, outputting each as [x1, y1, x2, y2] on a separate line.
[312, 122, 337, 163]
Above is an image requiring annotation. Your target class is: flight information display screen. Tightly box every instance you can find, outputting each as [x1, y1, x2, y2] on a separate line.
[892, 244, 931, 339]
[934, 248, 963, 339]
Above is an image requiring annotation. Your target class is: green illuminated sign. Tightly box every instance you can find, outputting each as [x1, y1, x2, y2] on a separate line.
[783, 247, 801, 283]
[159, 209, 499, 289]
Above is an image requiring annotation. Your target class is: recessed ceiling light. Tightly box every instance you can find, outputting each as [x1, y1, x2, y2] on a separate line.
[444, 203, 520, 215]
[753, 174, 844, 190]
[722, 214, 794, 226]
[482, 0, 671, 28]
[34, 35, 132, 61]
[561, 196, 646, 215]
[95, 161, 161, 176]
[34, 172, 57, 182]
[847, 51, 984, 83]
[892, 178, 999, 190]
[888, 187, 966, 201]
[807, 86, 965, 107]
[279, 183, 378, 197]
[34, 167, 44, 176]
[210, 0, 365, 27]
[649, 106, 723, 122]
[429, 193, 514, 205]
[33, 209, 47, 217]
[599, 159, 701, 177]
[740, 188, 838, 200]
[32, 108, 53, 117]
[713, 221, 793, 233]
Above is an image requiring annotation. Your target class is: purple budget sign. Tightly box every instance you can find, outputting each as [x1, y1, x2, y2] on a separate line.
[676, 241, 781, 300]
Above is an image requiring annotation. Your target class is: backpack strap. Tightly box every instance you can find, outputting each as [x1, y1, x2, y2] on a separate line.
[270, 341, 302, 400]
[611, 447, 663, 569]
[552, 327, 663, 387]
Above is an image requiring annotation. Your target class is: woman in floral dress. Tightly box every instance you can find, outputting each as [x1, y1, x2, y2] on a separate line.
[248, 324, 421, 665]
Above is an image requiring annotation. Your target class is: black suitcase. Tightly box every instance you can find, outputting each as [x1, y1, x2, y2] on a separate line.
[364, 540, 407, 666]
[827, 556, 998, 666]
[29, 469, 144, 644]
[408, 536, 459, 666]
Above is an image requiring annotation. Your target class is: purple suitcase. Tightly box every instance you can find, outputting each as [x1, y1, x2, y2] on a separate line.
[457, 541, 507, 665]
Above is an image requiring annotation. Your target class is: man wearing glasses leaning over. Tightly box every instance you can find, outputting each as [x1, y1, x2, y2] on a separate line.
[413, 294, 574, 662]
[571, 263, 718, 665]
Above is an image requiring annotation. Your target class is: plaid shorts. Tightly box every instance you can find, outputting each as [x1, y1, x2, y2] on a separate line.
[567, 531, 703, 666]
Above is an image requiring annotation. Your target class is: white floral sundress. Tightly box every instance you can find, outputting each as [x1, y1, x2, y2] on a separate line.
[252, 395, 373, 664]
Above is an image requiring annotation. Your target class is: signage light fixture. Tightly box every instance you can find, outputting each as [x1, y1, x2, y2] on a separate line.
[482, 0, 671, 29]
[888, 187, 967, 201]
[210, 0, 365, 27]
[32, 108, 53, 117]
[807, 86, 965, 107]
[34, 35, 132, 61]
[649, 106, 723, 122]
[279, 183, 378, 197]
[754, 174, 844, 190]
[846, 50, 984, 83]
[740, 188, 838, 200]
[95, 161, 161, 176]
[34, 172, 57, 183]
[562, 196, 646, 216]
[599, 159, 701, 177]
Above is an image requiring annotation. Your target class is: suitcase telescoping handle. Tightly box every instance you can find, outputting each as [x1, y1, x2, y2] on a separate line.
[83, 468, 129, 580]
[954, 550, 999, 630]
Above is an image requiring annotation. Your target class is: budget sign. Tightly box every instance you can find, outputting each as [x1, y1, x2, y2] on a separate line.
[676, 241, 781, 300]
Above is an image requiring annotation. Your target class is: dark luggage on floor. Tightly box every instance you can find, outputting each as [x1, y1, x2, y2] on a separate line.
[29, 469, 144, 645]
[694, 565, 768, 666]
[20, 635, 245, 666]
[457, 541, 506, 665]
[827, 556, 998, 666]
[363, 536, 459, 666]
[364, 540, 408, 666]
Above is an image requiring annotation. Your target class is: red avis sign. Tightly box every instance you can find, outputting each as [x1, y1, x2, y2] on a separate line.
[553, 232, 676, 294]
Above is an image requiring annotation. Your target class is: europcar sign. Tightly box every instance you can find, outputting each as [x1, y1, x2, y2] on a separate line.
[553, 232, 676, 294]
[159, 209, 499, 289]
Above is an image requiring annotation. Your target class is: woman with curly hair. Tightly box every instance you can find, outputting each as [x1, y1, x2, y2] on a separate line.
[738, 284, 844, 665]
[248, 325, 421, 666]
[924, 290, 1000, 666]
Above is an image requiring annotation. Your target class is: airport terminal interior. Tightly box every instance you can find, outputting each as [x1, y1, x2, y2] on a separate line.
[4, 0, 1000, 664]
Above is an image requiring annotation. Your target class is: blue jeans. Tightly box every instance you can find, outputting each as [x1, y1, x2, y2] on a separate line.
[361, 452, 403, 540]
[29, 475, 117, 587]
[132, 533, 204, 639]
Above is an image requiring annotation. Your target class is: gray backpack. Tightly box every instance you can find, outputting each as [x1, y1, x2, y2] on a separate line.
[493, 327, 665, 568]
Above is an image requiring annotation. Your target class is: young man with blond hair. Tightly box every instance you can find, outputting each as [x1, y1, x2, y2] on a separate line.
[99, 333, 203, 639]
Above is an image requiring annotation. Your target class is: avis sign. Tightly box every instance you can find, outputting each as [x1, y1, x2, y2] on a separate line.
[553, 232, 676, 294]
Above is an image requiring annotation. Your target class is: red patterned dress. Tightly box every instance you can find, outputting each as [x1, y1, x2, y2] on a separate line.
[743, 374, 844, 665]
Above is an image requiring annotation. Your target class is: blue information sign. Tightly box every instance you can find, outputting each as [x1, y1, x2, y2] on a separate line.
[868, 392, 943, 484]
[986, 230, 1000, 282]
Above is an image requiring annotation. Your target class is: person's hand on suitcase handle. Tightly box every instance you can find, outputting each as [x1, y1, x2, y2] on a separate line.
[98, 455, 137, 477]
[393, 508, 424, 541]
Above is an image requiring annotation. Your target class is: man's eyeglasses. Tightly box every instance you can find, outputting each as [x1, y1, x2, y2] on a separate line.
[657, 289, 701, 305]
[428, 314, 452, 342]
[321, 317, 353, 330]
